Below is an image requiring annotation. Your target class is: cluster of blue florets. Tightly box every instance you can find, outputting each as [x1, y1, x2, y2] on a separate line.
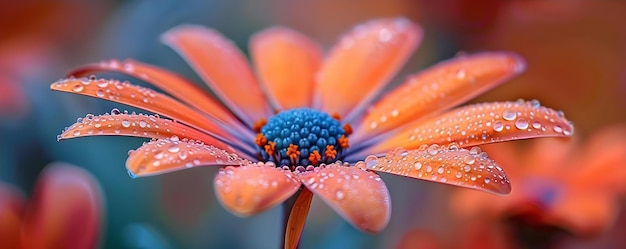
[259, 108, 347, 166]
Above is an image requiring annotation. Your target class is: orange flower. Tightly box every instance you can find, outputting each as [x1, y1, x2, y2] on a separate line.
[51, 18, 573, 247]
[451, 125, 626, 244]
[0, 163, 103, 249]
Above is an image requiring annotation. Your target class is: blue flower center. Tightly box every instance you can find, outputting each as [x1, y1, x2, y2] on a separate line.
[254, 108, 351, 170]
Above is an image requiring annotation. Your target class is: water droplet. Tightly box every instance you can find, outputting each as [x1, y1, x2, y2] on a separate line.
[493, 121, 504, 132]
[139, 121, 147, 128]
[469, 146, 482, 155]
[111, 108, 121, 115]
[335, 190, 345, 200]
[530, 99, 540, 108]
[427, 144, 439, 155]
[414, 162, 422, 170]
[455, 172, 462, 178]
[456, 69, 466, 80]
[365, 156, 378, 169]
[502, 109, 517, 121]
[463, 155, 475, 165]
[437, 167, 444, 174]
[532, 121, 542, 129]
[514, 118, 529, 130]
[484, 177, 491, 184]
[121, 119, 130, 128]
[553, 125, 563, 133]
[72, 84, 84, 92]
[168, 145, 180, 153]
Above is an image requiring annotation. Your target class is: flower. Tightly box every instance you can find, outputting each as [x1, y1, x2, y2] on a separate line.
[51, 18, 573, 245]
[0, 162, 103, 249]
[450, 125, 626, 247]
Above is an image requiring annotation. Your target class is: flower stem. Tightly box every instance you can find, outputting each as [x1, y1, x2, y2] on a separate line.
[281, 188, 313, 249]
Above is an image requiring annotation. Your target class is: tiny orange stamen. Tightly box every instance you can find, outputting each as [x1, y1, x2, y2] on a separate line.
[264, 141, 276, 156]
[286, 144, 300, 163]
[255, 133, 267, 147]
[331, 112, 341, 121]
[338, 135, 350, 149]
[343, 124, 353, 135]
[325, 145, 337, 160]
[253, 119, 267, 133]
[308, 150, 321, 165]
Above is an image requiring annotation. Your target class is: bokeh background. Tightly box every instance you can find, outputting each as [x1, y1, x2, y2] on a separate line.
[1, 0, 625, 248]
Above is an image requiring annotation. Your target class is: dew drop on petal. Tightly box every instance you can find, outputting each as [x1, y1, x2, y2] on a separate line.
[72, 84, 84, 92]
[335, 190, 345, 200]
[514, 118, 529, 130]
[493, 121, 504, 132]
[502, 109, 517, 121]
[414, 162, 422, 170]
[532, 121, 542, 129]
[121, 119, 130, 128]
[168, 145, 180, 153]
[427, 144, 439, 155]
[553, 125, 563, 133]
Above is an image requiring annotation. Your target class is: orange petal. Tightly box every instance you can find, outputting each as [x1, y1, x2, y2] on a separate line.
[162, 25, 272, 126]
[356, 146, 511, 195]
[214, 163, 301, 216]
[21, 163, 102, 249]
[126, 138, 250, 177]
[314, 18, 422, 121]
[284, 188, 313, 249]
[548, 193, 617, 237]
[298, 164, 391, 232]
[58, 112, 235, 150]
[68, 59, 244, 130]
[0, 183, 25, 249]
[250, 27, 322, 110]
[51, 77, 244, 143]
[354, 52, 525, 140]
[359, 100, 574, 156]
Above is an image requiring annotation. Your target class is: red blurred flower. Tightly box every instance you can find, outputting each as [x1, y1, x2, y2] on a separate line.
[51, 18, 573, 247]
[0, 163, 103, 249]
[450, 125, 626, 247]
[0, 1, 110, 117]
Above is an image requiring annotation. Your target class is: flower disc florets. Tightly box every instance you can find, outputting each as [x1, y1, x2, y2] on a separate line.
[254, 108, 350, 169]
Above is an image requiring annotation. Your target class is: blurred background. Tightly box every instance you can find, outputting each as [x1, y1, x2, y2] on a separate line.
[1, 0, 625, 248]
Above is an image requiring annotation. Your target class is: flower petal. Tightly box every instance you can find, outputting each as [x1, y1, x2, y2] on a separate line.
[58, 112, 232, 149]
[353, 52, 525, 140]
[21, 163, 102, 249]
[51, 77, 246, 145]
[126, 138, 250, 177]
[314, 18, 422, 121]
[250, 27, 322, 110]
[162, 25, 272, 126]
[356, 146, 511, 195]
[298, 164, 391, 232]
[214, 163, 301, 216]
[284, 188, 313, 249]
[357, 100, 574, 157]
[68, 59, 245, 130]
[0, 183, 25, 249]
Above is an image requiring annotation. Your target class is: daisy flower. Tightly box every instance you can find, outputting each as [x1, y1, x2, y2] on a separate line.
[451, 126, 626, 243]
[51, 18, 573, 247]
